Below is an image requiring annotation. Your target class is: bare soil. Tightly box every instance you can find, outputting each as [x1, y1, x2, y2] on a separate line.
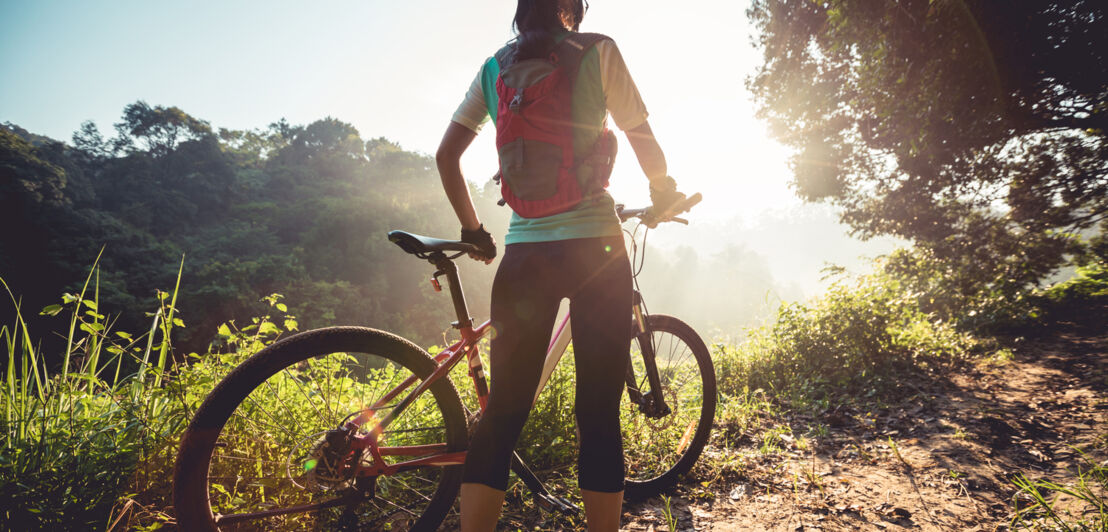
[619, 310, 1107, 531]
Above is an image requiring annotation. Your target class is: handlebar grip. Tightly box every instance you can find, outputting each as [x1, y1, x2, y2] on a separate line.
[681, 192, 703, 212]
[663, 192, 702, 218]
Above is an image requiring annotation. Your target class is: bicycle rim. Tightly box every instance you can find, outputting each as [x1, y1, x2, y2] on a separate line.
[621, 314, 716, 498]
[175, 327, 465, 531]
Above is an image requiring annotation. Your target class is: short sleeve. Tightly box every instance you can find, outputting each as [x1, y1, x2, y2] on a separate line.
[597, 40, 649, 131]
[451, 65, 491, 133]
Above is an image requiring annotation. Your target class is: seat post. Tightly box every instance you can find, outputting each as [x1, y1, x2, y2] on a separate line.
[433, 255, 473, 329]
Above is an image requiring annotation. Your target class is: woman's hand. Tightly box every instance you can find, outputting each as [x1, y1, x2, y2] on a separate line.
[461, 225, 497, 265]
[648, 175, 686, 215]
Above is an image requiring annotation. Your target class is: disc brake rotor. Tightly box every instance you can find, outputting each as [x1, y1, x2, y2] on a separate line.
[288, 429, 363, 493]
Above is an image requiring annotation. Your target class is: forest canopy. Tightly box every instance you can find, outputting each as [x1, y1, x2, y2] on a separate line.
[748, 0, 1107, 312]
[2, 102, 797, 358]
[1, 103, 505, 354]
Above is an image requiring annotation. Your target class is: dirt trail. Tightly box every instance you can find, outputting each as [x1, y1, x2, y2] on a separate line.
[621, 314, 1108, 531]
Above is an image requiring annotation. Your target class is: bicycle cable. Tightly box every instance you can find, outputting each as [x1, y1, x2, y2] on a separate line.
[624, 220, 653, 322]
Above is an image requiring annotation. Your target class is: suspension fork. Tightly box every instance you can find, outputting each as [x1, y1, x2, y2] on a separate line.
[627, 290, 670, 417]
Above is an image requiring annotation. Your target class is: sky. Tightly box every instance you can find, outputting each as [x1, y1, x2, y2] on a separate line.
[1, 1, 899, 302]
[0, 0, 799, 219]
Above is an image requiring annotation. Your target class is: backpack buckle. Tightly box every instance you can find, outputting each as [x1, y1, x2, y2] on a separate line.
[509, 92, 524, 112]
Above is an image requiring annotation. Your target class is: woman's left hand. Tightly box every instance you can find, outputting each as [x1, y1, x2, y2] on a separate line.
[461, 224, 497, 264]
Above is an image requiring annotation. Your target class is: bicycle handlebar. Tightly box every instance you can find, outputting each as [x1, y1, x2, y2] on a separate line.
[616, 192, 702, 225]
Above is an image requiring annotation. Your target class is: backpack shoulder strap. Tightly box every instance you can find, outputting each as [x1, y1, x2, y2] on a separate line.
[554, 32, 612, 86]
[493, 44, 516, 70]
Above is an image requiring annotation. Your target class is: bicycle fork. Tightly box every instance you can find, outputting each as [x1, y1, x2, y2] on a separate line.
[628, 290, 671, 418]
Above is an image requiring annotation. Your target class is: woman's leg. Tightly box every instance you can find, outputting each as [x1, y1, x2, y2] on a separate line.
[460, 483, 507, 532]
[567, 237, 633, 531]
[582, 489, 625, 532]
[461, 243, 563, 530]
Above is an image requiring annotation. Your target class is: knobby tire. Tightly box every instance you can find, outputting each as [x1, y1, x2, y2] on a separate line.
[173, 326, 466, 531]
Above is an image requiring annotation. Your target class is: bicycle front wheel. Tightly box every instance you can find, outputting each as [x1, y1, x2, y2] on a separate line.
[622, 314, 716, 500]
[174, 327, 467, 531]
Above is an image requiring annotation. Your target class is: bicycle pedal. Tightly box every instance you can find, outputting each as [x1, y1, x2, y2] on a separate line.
[534, 492, 579, 516]
[551, 495, 580, 516]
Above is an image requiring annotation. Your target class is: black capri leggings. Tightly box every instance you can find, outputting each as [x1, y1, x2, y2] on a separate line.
[461, 235, 632, 493]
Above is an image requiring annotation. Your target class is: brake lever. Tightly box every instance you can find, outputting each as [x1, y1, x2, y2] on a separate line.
[639, 192, 701, 228]
[643, 210, 690, 228]
[642, 212, 687, 228]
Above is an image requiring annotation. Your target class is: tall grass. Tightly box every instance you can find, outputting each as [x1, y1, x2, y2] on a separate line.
[4, 252, 1096, 529]
[0, 258, 189, 530]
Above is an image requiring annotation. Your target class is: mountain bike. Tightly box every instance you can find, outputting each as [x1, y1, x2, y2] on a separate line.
[173, 194, 715, 531]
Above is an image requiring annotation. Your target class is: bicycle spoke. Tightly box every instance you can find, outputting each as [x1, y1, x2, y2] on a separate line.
[211, 452, 290, 467]
[179, 337, 464, 531]
[384, 425, 447, 436]
[225, 402, 293, 439]
[379, 493, 422, 517]
[280, 366, 331, 423]
[239, 393, 304, 438]
[262, 379, 311, 435]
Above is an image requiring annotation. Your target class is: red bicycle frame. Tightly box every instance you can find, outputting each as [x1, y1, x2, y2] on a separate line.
[338, 252, 497, 478]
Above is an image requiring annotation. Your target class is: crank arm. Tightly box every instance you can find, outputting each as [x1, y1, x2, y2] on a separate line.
[534, 491, 580, 516]
[510, 452, 580, 517]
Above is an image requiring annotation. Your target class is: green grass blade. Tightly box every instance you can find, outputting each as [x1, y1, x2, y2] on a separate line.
[64, 246, 105, 382]
[154, 255, 184, 388]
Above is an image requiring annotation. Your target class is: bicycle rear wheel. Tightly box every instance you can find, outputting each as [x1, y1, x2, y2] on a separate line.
[622, 314, 716, 500]
[174, 327, 467, 531]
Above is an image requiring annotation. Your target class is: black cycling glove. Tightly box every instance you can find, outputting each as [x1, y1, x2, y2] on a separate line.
[461, 224, 497, 260]
[649, 175, 687, 215]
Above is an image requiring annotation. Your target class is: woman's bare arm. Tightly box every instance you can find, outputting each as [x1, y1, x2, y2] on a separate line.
[624, 120, 668, 182]
[436, 121, 482, 231]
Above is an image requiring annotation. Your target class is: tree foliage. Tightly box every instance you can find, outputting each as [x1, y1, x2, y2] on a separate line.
[748, 0, 1107, 309]
[0, 102, 505, 357]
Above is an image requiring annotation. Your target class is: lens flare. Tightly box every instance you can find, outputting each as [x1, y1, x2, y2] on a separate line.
[303, 458, 318, 472]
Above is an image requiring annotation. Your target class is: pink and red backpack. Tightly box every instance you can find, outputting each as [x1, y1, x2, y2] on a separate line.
[493, 33, 617, 218]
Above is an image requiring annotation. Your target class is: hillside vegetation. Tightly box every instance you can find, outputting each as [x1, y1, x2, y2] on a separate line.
[2, 241, 1104, 529]
[2, 106, 505, 357]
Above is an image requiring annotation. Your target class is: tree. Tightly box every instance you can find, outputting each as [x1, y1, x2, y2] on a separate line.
[1, 128, 68, 207]
[748, 0, 1107, 307]
[3, 103, 502, 359]
[1, 128, 68, 288]
[114, 101, 213, 156]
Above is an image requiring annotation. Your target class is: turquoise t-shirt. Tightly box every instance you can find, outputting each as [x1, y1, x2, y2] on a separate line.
[481, 33, 623, 245]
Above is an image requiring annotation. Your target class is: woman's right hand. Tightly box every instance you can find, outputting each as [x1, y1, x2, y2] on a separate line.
[648, 175, 687, 215]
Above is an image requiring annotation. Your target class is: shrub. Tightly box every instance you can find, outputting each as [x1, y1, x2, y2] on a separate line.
[714, 259, 982, 412]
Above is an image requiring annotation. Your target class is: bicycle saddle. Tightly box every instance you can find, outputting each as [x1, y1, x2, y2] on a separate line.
[388, 230, 478, 256]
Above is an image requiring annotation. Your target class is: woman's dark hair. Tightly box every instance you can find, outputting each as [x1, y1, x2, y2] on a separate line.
[512, 0, 586, 61]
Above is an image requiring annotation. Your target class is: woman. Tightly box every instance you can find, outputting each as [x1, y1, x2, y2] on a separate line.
[435, 1, 686, 530]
